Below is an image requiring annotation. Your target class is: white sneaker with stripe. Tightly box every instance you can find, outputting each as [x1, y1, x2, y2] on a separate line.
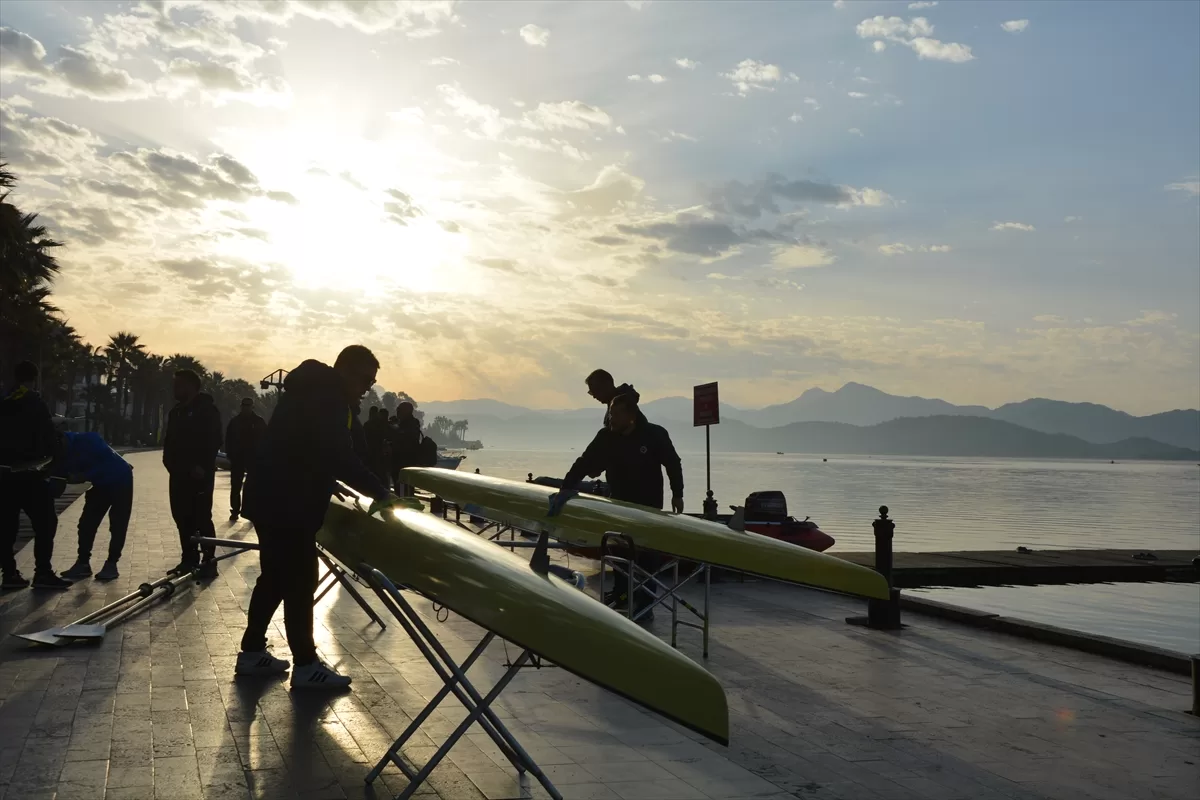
[235, 649, 290, 676]
[290, 658, 352, 690]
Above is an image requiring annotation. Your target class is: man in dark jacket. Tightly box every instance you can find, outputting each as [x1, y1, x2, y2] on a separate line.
[550, 393, 684, 621]
[163, 369, 223, 579]
[362, 406, 390, 487]
[585, 369, 646, 427]
[387, 402, 422, 495]
[0, 361, 70, 590]
[224, 397, 266, 521]
[237, 345, 393, 690]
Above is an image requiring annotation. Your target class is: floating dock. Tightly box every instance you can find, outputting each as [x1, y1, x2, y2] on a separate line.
[838, 548, 1198, 588]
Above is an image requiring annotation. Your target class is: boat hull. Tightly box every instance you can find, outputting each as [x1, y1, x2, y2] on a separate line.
[400, 468, 889, 599]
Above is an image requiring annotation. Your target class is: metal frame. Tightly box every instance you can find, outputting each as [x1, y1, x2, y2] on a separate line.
[600, 532, 712, 658]
[362, 567, 563, 800]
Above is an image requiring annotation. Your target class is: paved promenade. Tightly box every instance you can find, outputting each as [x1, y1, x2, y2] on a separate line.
[1, 452, 1197, 799]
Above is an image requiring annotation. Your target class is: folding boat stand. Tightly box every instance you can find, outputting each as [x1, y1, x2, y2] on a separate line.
[194, 537, 387, 631]
[361, 565, 564, 800]
[600, 532, 712, 658]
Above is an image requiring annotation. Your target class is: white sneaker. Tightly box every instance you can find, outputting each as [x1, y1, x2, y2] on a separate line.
[290, 658, 351, 690]
[235, 649, 290, 676]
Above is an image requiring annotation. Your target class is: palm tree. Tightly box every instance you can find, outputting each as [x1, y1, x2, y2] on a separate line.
[129, 353, 165, 443]
[105, 332, 145, 444]
[0, 162, 62, 296]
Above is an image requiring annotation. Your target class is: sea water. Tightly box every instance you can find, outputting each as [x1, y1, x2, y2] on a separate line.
[459, 449, 1200, 653]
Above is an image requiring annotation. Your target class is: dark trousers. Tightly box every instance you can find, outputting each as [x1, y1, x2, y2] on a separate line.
[610, 550, 661, 605]
[240, 524, 319, 665]
[169, 473, 216, 563]
[77, 481, 133, 563]
[0, 474, 57, 575]
[229, 465, 246, 517]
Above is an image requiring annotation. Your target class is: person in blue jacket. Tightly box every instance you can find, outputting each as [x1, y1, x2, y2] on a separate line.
[57, 431, 134, 582]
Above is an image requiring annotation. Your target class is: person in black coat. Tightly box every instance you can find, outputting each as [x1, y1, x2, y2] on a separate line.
[0, 361, 70, 590]
[387, 402, 422, 495]
[585, 368, 647, 428]
[550, 393, 684, 621]
[224, 397, 266, 521]
[237, 345, 393, 690]
[163, 369, 223, 579]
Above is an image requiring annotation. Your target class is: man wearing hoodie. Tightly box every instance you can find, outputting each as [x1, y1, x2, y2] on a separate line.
[163, 369, 223, 580]
[58, 431, 134, 582]
[236, 345, 394, 690]
[585, 369, 646, 428]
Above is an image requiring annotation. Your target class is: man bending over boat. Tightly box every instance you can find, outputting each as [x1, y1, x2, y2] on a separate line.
[237, 345, 395, 690]
[550, 393, 684, 622]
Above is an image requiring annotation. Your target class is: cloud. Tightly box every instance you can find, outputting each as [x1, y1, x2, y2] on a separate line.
[478, 258, 523, 273]
[564, 165, 645, 215]
[629, 74, 667, 83]
[709, 174, 890, 218]
[1165, 180, 1199, 196]
[855, 16, 974, 63]
[425, 56, 460, 66]
[655, 130, 698, 143]
[1064, 215, 1083, 223]
[848, 91, 868, 99]
[789, 112, 803, 123]
[872, 41, 887, 53]
[674, 58, 698, 70]
[616, 215, 787, 258]
[878, 243, 952, 255]
[773, 243, 837, 268]
[522, 100, 612, 131]
[159, 58, 291, 106]
[722, 59, 784, 95]
[383, 189, 423, 225]
[439, 83, 511, 139]
[847, 127, 864, 137]
[991, 221, 1035, 232]
[1033, 315, 1067, 324]
[908, 1, 938, 8]
[1001, 20, 1030, 34]
[519, 24, 550, 47]
[185, 0, 460, 37]
[1, 27, 152, 100]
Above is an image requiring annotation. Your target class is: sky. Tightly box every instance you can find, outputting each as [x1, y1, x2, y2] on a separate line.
[1, 0, 1198, 414]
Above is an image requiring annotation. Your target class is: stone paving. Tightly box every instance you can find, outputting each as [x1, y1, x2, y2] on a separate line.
[1, 452, 1197, 800]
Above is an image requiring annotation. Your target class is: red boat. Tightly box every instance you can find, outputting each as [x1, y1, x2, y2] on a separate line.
[723, 491, 835, 552]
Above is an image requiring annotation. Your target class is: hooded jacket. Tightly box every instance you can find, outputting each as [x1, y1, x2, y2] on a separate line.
[163, 393, 222, 477]
[603, 383, 647, 428]
[60, 432, 133, 488]
[563, 418, 683, 510]
[243, 360, 389, 533]
[224, 411, 266, 466]
[0, 385, 56, 467]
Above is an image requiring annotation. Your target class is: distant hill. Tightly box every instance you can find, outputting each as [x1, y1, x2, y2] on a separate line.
[418, 383, 1199, 451]
[990, 399, 1200, 450]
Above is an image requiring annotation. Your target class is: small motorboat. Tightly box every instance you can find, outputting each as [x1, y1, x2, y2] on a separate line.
[724, 491, 835, 552]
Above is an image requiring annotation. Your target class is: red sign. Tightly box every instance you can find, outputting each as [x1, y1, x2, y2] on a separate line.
[693, 382, 720, 427]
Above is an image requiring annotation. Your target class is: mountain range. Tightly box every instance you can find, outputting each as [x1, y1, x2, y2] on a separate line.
[420, 382, 1200, 455]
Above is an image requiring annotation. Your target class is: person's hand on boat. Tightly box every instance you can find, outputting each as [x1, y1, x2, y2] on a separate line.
[671, 494, 684, 514]
[547, 488, 577, 517]
[366, 493, 400, 518]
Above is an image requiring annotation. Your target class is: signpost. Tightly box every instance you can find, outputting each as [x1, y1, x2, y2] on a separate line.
[693, 383, 719, 519]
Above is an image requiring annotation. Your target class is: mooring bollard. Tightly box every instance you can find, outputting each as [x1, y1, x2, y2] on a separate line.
[847, 505, 903, 630]
[1191, 654, 1199, 716]
[702, 489, 718, 520]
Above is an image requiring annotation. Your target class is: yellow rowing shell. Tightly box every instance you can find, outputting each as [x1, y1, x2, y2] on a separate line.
[401, 468, 890, 600]
[317, 494, 730, 744]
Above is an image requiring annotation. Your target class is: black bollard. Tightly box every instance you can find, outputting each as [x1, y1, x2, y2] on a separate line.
[847, 505, 903, 630]
[702, 489, 718, 520]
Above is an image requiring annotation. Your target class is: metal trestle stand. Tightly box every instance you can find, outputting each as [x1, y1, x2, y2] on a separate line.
[600, 532, 712, 657]
[362, 566, 563, 800]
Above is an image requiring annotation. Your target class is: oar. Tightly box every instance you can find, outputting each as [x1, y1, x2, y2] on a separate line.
[12, 572, 181, 645]
[55, 569, 197, 641]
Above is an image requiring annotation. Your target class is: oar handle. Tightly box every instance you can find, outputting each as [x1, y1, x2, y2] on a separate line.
[72, 573, 178, 625]
[102, 571, 193, 628]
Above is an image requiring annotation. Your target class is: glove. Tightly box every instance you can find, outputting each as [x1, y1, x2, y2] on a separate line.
[366, 494, 399, 518]
[546, 488, 578, 518]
